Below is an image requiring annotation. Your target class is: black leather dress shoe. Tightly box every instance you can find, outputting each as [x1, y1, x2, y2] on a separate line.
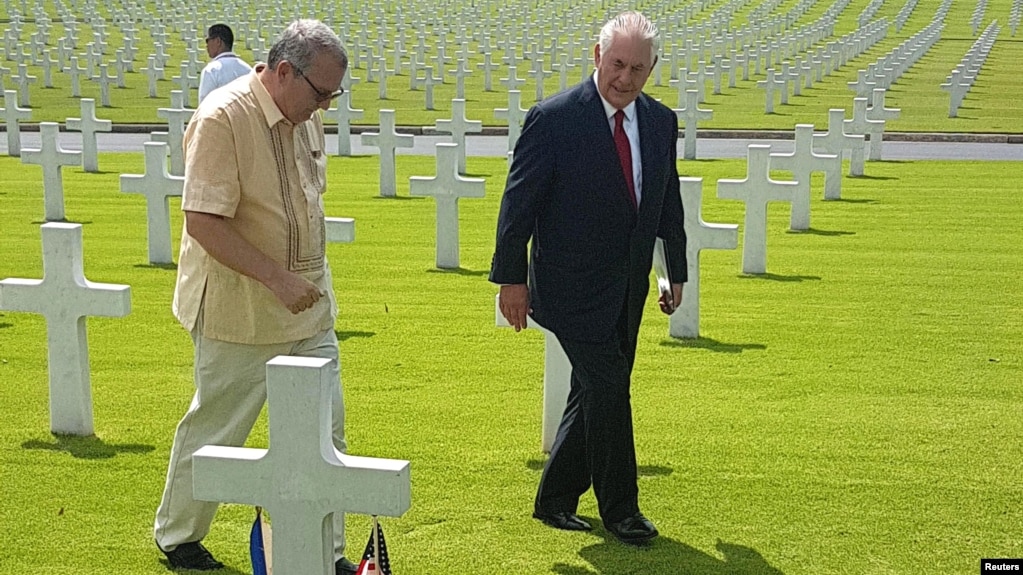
[532, 510, 593, 531]
[160, 541, 224, 571]
[335, 556, 359, 575]
[605, 513, 658, 545]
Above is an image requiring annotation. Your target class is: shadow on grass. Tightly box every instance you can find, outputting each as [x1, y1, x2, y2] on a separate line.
[156, 558, 249, 575]
[850, 174, 898, 181]
[426, 267, 489, 277]
[554, 535, 784, 574]
[826, 197, 876, 204]
[0, 322, 11, 329]
[30, 219, 94, 225]
[659, 337, 766, 353]
[335, 329, 375, 342]
[737, 273, 821, 282]
[784, 227, 855, 236]
[134, 262, 178, 270]
[22, 434, 155, 460]
[525, 458, 673, 477]
[372, 195, 424, 201]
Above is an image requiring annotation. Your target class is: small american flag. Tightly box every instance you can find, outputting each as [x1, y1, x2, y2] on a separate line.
[355, 516, 392, 575]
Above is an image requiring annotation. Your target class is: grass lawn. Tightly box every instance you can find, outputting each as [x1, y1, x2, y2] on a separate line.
[0, 152, 1020, 574]
[3, 0, 1023, 131]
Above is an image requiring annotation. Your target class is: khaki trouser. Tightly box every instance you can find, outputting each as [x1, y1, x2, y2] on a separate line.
[154, 322, 347, 558]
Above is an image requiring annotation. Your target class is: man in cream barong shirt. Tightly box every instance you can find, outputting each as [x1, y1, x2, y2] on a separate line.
[154, 20, 361, 575]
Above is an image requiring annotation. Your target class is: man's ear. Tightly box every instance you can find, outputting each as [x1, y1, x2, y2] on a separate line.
[593, 43, 601, 67]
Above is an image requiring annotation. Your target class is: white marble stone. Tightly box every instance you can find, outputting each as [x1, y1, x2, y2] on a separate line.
[409, 143, 485, 269]
[193, 356, 411, 575]
[0, 223, 131, 435]
[717, 145, 798, 275]
[119, 142, 184, 264]
[494, 294, 569, 453]
[325, 217, 355, 244]
[670, 177, 738, 339]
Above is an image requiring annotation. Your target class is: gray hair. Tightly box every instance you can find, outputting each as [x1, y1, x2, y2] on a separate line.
[267, 19, 348, 73]
[598, 11, 659, 63]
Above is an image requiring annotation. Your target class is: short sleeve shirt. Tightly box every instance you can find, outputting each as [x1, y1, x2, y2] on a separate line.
[172, 66, 337, 344]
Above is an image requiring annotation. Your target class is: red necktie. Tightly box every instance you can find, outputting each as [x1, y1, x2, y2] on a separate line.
[613, 109, 637, 210]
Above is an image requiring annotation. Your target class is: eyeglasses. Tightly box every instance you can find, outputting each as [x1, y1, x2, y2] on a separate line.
[295, 67, 344, 103]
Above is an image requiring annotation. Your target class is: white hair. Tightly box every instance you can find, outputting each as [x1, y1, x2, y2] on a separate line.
[598, 11, 659, 63]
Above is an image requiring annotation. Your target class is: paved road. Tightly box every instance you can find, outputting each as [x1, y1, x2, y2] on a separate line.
[3, 132, 1022, 161]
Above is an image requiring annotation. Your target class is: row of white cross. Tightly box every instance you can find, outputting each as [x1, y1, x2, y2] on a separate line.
[941, 20, 1000, 118]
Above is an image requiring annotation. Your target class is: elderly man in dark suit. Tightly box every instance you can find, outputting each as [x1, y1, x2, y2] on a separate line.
[489, 11, 687, 545]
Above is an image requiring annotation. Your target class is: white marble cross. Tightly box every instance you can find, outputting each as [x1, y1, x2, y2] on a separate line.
[847, 69, 877, 97]
[21, 122, 82, 222]
[494, 90, 528, 156]
[673, 89, 712, 160]
[66, 56, 86, 97]
[769, 124, 842, 228]
[717, 145, 798, 275]
[0, 223, 132, 435]
[940, 70, 971, 118]
[846, 97, 885, 162]
[757, 68, 785, 114]
[141, 55, 164, 98]
[92, 63, 116, 107]
[434, 99, 482, 174]
[813, 109, 866, 177]
[325, 93, 364, 157]
[670, 177, 738, 339]
[13, 63, 36, 107]
[361, 109, 414, 198]
[65, 98, 112, 173]
[119, 142, 184, 264]
[494, 294, 569, 453]
[193, 356, 411, 575]
[499, 64, 526, 91]
[866, 88, 901, 123]
[409, 143, 485, 269]
[171, 62, 196, 108]
[2, 89, 31, 156]
[155, 91, 194, 176]
[476, 52, 498, 91]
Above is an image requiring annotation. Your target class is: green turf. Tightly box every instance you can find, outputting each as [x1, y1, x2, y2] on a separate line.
[3, 0, 1023, 132]
[0, 152, 1020, 574]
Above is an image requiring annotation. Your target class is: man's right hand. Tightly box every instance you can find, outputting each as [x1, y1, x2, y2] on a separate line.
[499, 284, 530, 332]
[269, 270, 323, 314]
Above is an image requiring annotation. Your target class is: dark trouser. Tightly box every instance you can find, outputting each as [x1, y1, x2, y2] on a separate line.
[534, 311, 640, 526]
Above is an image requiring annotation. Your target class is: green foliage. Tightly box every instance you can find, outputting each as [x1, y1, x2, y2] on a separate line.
[2, 0, 1022, 131]
[0, 153, 1021, 574]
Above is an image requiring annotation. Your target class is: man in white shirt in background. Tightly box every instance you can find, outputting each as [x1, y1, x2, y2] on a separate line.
[198, 24, 252, 103]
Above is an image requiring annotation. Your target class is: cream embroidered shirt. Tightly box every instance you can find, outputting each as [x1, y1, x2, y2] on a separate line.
[172, 67, 337, 344]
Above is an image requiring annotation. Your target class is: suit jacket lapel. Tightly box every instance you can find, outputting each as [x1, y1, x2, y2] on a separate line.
[636, 94, 660, 223]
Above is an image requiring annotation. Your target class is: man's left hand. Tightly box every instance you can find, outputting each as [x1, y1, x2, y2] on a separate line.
[658, 283, 683, 315]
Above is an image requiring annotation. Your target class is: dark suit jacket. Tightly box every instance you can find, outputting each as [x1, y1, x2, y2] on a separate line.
[490, 77, 687, 344]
